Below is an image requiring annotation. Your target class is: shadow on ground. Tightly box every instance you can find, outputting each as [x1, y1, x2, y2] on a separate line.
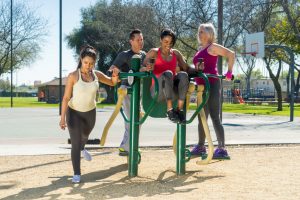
[2, 163, 224, 200]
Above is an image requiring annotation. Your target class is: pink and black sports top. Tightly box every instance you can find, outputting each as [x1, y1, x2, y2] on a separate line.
[193, 44, 218, 84]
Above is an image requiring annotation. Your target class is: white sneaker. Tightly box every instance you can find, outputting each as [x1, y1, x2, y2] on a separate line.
[81, 149, 92, 161]
[72, 175, 81, 183]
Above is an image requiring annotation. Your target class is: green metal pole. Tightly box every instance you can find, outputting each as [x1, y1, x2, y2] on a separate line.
[128, 55, 141, 177]
[176, 105, 187, 175]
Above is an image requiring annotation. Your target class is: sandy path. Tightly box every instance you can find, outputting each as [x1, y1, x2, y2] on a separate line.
[1, 146, 300, 200]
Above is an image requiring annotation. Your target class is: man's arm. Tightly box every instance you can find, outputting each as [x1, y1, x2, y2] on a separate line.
[108, 52, 125, 72]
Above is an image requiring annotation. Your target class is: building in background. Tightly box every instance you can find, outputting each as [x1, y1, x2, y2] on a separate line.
[37, 77, 67, 103]
[250, 78, 288, 99]
[37, 77, 107, 103]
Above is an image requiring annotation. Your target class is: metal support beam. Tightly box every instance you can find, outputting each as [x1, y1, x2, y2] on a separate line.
[10, 0, 13, 107]
[128, 56, 141, 177]
[59, 0, 62, 115]
[176, 110, 187, 175]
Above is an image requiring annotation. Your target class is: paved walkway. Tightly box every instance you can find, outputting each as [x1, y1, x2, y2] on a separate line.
[0, 107, 299, 155]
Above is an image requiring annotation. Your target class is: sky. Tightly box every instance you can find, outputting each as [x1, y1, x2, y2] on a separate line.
[2, 0, 98, 86]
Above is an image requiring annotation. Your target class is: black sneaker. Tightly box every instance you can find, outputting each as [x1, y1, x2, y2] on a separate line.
[177, 109, 186, 124]
[167, 109, 179, 123]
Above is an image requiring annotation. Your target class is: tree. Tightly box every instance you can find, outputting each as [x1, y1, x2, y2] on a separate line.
[264, 1, 300, 100]
[279, 0, 300, 42]
[236, 55, 256, 97]
[146, 0, 250, 61]
[264, 51, 284, 110]
[0, 0, 47, 77]
[252, 69, 264, 79]
[276, 0, 300, 97]
[66, 0, 159, 103]
[0, 77, 10, 91]
[145, 0, 208, 58]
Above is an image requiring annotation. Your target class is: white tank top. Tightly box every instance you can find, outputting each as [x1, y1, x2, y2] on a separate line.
[68, 69, 99, 112]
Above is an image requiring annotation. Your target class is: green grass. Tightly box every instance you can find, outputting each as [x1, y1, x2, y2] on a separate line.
[0, 97, 114, 108]
[0, 97, 57, 108]
[1, 97, 299, 117]
[189, 103, 300, 117]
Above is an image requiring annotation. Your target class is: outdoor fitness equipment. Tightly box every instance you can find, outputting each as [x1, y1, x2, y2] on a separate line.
[100, 55, 213, 177]
[172, 73, 232, 162]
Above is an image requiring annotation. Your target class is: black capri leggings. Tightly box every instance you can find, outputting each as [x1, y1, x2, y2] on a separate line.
[66, 107, 96, 175]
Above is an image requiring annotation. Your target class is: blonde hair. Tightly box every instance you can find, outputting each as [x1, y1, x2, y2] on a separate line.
[197, 23, 216, 44]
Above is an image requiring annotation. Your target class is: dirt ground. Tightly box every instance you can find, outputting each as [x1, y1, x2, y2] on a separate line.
[1, 145, 300, 200]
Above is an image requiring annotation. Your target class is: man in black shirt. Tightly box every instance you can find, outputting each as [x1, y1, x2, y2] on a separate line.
[109, 29, 151, 156]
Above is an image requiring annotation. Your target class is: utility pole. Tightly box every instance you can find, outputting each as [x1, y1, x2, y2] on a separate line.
[218, 0, 223, 120]
[10, 0, 13, 107]
[59, 0, 62, 115]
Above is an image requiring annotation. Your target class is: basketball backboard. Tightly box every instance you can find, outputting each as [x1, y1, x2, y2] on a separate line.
[245, 32, 265, 58]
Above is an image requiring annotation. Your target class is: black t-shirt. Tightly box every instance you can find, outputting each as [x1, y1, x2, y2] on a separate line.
[112, 49, 146, 86]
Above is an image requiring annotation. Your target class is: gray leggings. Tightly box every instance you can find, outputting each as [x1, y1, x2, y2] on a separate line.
[152, 71, 189, 102]
[197, 80, 225, 148]
[66, 107, 96, 175]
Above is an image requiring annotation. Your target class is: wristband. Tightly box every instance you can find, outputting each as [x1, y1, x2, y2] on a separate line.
[225, 70, 233, 79]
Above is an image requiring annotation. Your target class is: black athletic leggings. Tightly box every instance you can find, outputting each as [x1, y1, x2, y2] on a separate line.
[197, 80, 225, 148]
[66, 107, 96, 175]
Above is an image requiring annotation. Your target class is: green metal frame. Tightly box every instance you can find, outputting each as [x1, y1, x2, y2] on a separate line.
[116, 56, 213, 177]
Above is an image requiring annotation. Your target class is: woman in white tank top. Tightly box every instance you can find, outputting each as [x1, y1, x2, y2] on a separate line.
[59, 45, 119, 183]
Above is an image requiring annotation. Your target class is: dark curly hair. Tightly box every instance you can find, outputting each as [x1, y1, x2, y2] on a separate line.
[77, 45, 97, 69]
[160, 28, 176, 47]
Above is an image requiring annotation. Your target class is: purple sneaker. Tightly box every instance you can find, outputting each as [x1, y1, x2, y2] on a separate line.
[213, 148, 230, 159]
[191, 145, 206, 156]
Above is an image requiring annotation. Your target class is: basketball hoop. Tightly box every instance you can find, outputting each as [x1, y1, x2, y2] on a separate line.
[240, 52, 257, 57]
[245, 32, 265, 58]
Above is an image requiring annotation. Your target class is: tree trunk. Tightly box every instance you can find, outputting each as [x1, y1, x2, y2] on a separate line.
[295, 70, 300, 98]
[286, 68, 290, 100]
[274, 80, 283, 111]
[246, 75, 251, 98]
[264, 57, 283, 111]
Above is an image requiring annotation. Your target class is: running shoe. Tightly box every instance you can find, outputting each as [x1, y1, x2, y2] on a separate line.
[167, 109, 179, 123]
[177, 109, 186, 124]
[72, 175, 81, 183]
[191, 145, 207, 156]
[119, 148, 129, 156]
[81, 149, 92, 161]
[213, 148, 230, 159]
